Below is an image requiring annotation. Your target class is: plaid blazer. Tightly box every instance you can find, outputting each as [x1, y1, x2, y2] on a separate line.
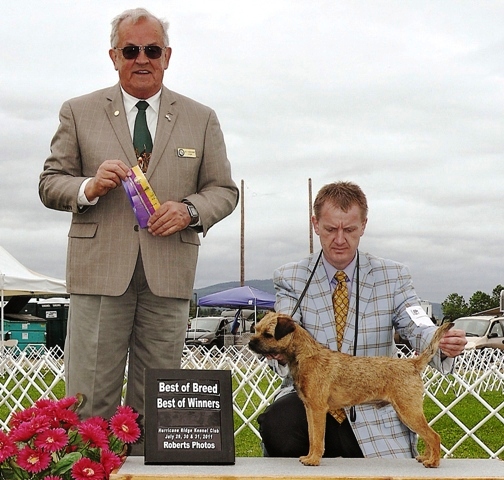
[273, 250, 451, 458]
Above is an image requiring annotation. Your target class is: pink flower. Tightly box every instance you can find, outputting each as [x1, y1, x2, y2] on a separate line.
[114, 405, 139, 420]
[85, 416, 109, 432]
[10, 417, 50, 442]
[9, 406, 38, 428]
[17, 446, 51, 473]
[56, 396, 79, 410]
[34, 428, 69, 452]
[71, 457, 106, 480]
[1, 396, 141, 479]
[109, 413, 141, 443]
[100, 449, 122, 474]
[0, 430, 16, 462]
[78, 421, 109, 449]
[55, 407, 80, 428]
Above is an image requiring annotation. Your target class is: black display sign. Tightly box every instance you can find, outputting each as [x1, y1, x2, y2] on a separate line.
[144, 369, 235, 465]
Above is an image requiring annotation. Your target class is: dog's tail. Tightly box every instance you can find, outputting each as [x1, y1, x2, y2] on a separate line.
[413, 321, 454, 371]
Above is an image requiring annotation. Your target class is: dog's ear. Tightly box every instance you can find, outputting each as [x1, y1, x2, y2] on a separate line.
[274, 314, 296, 340]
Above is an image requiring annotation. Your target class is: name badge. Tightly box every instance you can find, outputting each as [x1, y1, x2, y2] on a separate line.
[177, 148, 197, 158]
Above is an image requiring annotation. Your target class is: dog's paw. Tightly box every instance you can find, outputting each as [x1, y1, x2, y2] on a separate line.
[299, 455, 320, 466]
[416, 455, 440, 468]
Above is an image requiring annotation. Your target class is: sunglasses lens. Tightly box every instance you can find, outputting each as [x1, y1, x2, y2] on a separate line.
[145, 46, 163, 59]
[122, 46, 140, 59]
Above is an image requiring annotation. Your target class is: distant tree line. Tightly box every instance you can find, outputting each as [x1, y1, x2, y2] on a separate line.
[441, 284, 504, 320]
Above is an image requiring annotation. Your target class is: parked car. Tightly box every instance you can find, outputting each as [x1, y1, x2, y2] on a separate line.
[185, 316, 230, 349]
[453, 315, 504, 350]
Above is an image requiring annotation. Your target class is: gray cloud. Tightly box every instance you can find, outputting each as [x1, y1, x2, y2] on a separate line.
[1, 0, 503, 305]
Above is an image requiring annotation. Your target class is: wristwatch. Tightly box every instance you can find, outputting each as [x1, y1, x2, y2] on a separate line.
[183, 201, 199, 227]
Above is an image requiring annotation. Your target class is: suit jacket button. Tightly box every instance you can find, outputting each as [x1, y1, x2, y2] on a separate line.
[134, 225, 139, 232]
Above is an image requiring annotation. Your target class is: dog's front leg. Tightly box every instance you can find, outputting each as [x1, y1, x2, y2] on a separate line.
[299, 405, 326, 466]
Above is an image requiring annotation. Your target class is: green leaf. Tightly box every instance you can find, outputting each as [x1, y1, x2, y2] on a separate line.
[51, 451, 82, 475]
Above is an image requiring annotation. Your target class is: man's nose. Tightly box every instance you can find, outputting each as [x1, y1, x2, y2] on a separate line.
[333, 229, 345, 243]
[135, 50, 149, 62]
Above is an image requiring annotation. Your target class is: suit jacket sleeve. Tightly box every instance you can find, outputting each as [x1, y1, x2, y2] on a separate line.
[38, 85, 238, 298]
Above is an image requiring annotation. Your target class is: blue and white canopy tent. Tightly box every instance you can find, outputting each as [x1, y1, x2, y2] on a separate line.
[197, 286, 275, 333]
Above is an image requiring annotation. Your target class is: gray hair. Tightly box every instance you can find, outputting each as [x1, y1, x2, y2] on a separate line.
[110, 8, 169, 47]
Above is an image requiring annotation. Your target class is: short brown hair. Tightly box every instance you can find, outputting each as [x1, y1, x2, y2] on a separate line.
[313, 181, 368, 221]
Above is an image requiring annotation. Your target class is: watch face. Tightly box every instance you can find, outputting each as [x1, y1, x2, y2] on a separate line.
[187, 205, 198, 218]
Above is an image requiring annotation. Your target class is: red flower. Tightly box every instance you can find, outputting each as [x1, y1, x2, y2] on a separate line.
[85, 416, 109, 432]
[109, 413, 141, 443]
[17, 446, 51, 473]
[10, 416, 50, 442]
[78, 421, 109, 449]
[114, 405, 139, 420]
[71, 457, 106, 480]
[100, 449, 122, 474]
[34, 428, 69, 452]
[56, 396, 79, 410]
[55, 407, 80, 429]
[0, 430, 16, 462]
[43, 476, 64, 480]
[9, 406, 38, 428]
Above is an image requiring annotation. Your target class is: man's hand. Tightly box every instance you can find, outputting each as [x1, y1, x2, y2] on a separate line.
[85, 160, 130, 201]
[147, 201, 191, 236]
[265, 353, 287, 366]
[439, 327, 467, 358]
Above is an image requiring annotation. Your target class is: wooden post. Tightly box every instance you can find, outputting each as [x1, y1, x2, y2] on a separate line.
[240, 179, 245, 286]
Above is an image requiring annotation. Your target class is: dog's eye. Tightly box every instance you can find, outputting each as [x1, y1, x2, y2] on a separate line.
[263, 332, 273, 338]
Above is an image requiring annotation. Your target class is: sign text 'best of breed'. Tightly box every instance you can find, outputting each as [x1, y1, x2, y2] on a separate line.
[144, 369, 235, 464]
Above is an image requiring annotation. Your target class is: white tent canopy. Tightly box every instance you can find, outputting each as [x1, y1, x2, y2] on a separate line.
[0, 245, 67, 297]
[1, 245, 67, 343]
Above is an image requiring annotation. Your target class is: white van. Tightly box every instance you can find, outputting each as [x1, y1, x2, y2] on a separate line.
[453, 316, 504, 350]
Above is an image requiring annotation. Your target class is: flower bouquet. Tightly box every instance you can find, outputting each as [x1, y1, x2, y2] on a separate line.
[0, 395, 141, 480]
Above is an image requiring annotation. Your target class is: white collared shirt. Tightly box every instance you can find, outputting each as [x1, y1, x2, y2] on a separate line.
[322, 253, 358, 298]
[78, 88, 162, 206]
[121, 88, 161, 142]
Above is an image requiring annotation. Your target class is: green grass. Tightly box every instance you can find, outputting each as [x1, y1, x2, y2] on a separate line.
[1, 376, 501, 458]
[0, 372, 65, 422]
[419, 389, 503, 459]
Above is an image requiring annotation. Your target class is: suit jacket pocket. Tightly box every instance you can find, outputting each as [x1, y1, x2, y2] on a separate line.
[180, 227, 201, 246]
[68, 223, 98, 238]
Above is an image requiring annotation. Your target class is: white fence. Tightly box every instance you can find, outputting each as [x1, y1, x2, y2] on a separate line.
[1, 344, 503, 459]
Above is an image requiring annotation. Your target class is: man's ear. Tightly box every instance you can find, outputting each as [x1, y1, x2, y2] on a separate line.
[109, 48, 119, 70]
[274, 314, 296, 340]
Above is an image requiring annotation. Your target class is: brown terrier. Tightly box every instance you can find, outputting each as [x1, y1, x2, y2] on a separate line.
[249, 312, 453, 467]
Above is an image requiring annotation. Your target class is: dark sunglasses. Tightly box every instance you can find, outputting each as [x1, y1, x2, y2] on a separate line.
[115, 45, 166, 60]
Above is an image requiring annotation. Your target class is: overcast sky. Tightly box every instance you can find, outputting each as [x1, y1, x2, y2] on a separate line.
[1, 1, 503, 304]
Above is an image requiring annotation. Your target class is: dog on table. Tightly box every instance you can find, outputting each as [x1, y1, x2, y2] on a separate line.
[248, 312, 453, 468]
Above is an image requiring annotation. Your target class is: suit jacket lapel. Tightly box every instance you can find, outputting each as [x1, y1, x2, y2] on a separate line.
[355, 251, 374, 319]
[341, 251, 374, 353]
[104, 84, 138, 167]
[304, 253, 336, 349]
[147, 86, 177, 177]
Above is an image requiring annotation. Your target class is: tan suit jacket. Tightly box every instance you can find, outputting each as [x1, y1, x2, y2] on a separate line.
[39, 84, 238, 299]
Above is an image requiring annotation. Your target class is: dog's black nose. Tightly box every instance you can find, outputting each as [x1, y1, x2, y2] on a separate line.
[248, 339, 258, 351]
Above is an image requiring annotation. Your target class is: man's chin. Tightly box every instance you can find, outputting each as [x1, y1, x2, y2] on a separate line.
[327, 251, 353, 269]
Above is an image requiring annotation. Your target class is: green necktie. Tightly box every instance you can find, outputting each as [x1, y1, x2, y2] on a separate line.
[133, 101, 153, 156]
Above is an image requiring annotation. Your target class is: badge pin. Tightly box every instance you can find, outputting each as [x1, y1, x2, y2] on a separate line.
[177, 148, 197, 158]
[114, 110, 120, 117]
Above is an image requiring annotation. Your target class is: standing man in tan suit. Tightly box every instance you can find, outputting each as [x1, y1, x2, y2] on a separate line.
[39, 7, 238, 440]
